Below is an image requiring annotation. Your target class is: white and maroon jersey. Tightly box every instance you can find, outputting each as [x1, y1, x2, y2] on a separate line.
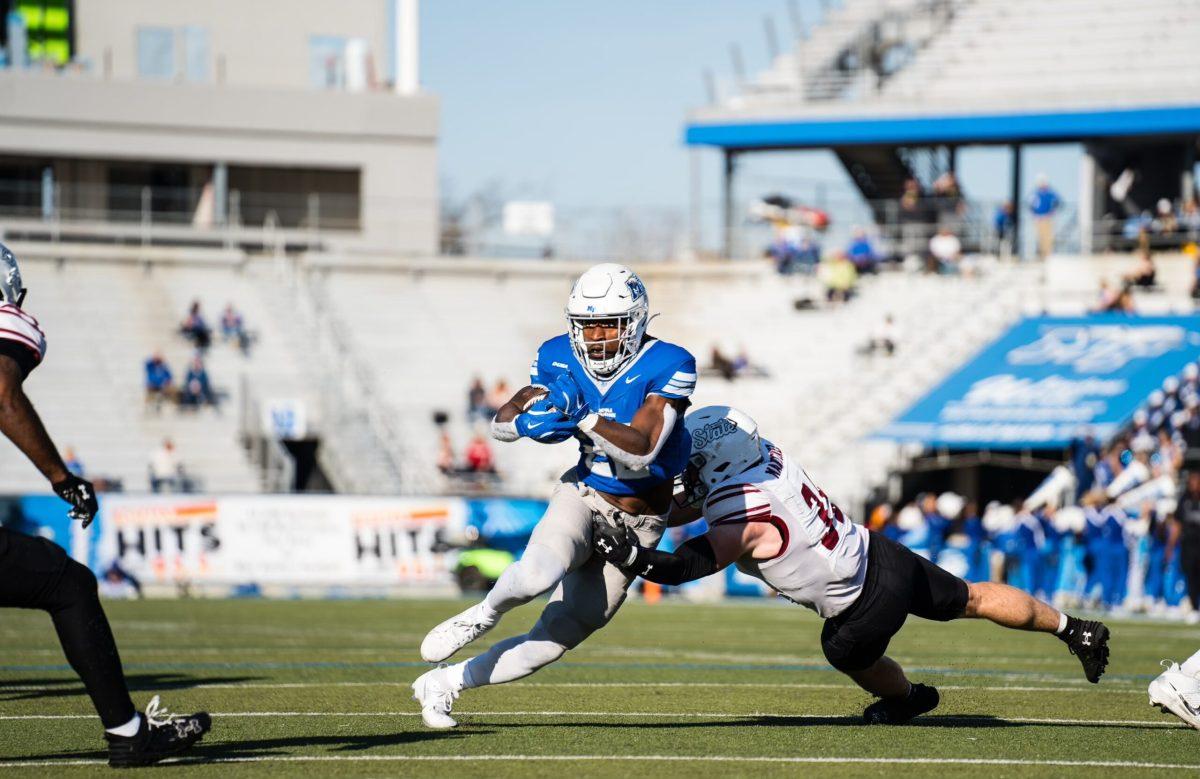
[702, 439, 868, 618]
[0, 303, 46, 375]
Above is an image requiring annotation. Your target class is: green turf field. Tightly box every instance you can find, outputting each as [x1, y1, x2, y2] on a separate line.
[0, 597, 1196, 776]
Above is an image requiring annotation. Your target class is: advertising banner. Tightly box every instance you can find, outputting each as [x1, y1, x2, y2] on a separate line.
[876, 314, 1200, 449]
[92, 495, 467, 588]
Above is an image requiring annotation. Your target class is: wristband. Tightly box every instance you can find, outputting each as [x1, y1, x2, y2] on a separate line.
[577, 412, 600, 434]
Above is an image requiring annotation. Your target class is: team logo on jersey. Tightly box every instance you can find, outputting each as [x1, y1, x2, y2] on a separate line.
[691, 418, 738, 450]
[626, 277, 646, 301]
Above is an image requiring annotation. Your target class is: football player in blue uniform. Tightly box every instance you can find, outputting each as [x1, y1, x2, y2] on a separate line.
[413, 263, 696, 728]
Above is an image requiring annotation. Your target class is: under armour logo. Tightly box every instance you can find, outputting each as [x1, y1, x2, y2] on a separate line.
[597, 538, 614, 554]
[642, 563, 653, 575]
[1082, 631, 1092, 646]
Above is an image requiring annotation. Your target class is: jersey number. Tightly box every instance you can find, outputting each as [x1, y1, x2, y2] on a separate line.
[800, 483, 844, 550]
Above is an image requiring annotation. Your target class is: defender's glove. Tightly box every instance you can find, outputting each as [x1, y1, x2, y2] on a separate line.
[52, 474, 99, 529]
[513, 398, 579, 442]
[544, 374, 589, 424]
[592, 522, 642, 569]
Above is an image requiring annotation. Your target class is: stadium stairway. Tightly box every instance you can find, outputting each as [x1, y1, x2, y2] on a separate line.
[0, 257, 310, 495]
[317, 258, 1044, 509]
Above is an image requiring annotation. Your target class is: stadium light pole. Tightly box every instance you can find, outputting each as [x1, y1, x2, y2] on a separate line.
[722, 150, 738, 260]
[764, 16, 780, 61]
[394, 0, 419, 95]
[1010, 143, 1022, 260]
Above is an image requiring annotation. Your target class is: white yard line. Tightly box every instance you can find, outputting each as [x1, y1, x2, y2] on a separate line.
[0, 754, 1195, 770]
[0, 680, 1143, 694]
[0, 710, 1181, 727]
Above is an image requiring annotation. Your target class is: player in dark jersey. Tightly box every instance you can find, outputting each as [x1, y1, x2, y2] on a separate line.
[0, 244, 210, 767]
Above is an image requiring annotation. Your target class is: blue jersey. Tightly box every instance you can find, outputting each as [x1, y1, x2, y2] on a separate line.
[530, 334, 696, 497]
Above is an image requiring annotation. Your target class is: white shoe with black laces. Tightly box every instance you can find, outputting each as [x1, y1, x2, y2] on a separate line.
[412, 667, 460, 729]
[1148, 661, 1200, 731]
[420, 602, 498, 662]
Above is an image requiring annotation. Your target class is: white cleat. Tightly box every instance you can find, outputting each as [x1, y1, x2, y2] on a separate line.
[411, 667, 460, 729]
[1148, 661, 1200, 731]
[420, 603, 498, 663]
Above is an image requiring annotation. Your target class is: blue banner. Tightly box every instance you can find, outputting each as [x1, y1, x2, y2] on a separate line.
[876, 314, 1200, 449]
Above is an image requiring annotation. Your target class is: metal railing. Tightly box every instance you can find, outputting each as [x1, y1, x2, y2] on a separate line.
[237, 374, 298, 493]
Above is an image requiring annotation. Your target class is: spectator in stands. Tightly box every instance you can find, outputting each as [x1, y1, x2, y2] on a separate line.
[143, 351, 174, 413]
[769, 227, 820, 275]
[1177, 471, 1200, 623]
[179, 355, 217, 410]
[63, 447, 84, 478]
[897, 178, 931, 260]
[860, 314, 898, 357]
[148, 438, 186, 493]
[180, 300, 212, 350]
[467, 377, 489, 422]
[710, 345, 737, 381]
[1154, 199, 1178, 237]
[1092, 280, 1135, 314]
[1069, 432, 1101, 499]
[1187, 243, 1200, 300]
[845, 228, 880, 273]
[932, 171, 966, 230]
[1028, 174, 1061, 260]
[463, 434, 496, 475]
[819, 254, 857, 304]
[928, 226, 962, 273]
[98, 562, 143, 600]
[993, 201, 1015, 257]
[1125, 246, 1157, 288]
[436, 428, 455, 476]
[1181, 199, 1200, 244]
[485, 379, 510, 417]
[220, 304, 251, 355]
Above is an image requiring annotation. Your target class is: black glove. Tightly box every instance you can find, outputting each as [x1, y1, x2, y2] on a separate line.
[52, 474, 99, 529]
[592, 522, 642, 569]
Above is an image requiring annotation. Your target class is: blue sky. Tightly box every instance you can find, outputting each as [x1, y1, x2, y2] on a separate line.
[422, 1, 1079, 250]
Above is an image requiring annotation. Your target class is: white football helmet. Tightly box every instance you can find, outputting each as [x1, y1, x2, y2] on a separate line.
[0, 243, 26, 308]
[677, 405, 765, 507]
[565, 263, 650, 379]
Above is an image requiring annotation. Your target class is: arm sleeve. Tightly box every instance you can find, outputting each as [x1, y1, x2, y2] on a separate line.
[0, 306, 45, 378]
[628, 535, 720, 586]
[0, 340, 38, 379]
[583, 402, 677, 472]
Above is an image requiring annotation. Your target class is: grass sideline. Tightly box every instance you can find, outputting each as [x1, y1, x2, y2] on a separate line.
[0, 598, 1195, 777]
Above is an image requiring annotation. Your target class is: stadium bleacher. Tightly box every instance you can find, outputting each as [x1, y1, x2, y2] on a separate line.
[0, 256, 312, 495]
[739, 0, 1200, 108]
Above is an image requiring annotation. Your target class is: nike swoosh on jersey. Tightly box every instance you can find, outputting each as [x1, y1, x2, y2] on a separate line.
[624, 374, 641, 384]
[527, 422, 544, 429]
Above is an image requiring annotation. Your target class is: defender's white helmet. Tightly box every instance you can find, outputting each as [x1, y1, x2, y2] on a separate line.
[0, 243, 26, 308]
[678, 405, 765, 506]
[565, 263, 650, 379]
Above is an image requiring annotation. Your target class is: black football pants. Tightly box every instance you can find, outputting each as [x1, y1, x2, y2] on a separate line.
[0, 528, 136, 728]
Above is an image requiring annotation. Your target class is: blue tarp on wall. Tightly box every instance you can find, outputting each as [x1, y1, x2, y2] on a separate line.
[875, 314, 1200, 449]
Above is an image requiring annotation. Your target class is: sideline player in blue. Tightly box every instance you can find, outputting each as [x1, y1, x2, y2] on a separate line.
[412, 263, 696, 728]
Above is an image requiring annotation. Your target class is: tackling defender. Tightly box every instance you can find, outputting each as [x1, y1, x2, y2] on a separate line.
[0, 244, 211, 765]
[592, 406, 1111, 724]
[413, 263, 696, 728]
